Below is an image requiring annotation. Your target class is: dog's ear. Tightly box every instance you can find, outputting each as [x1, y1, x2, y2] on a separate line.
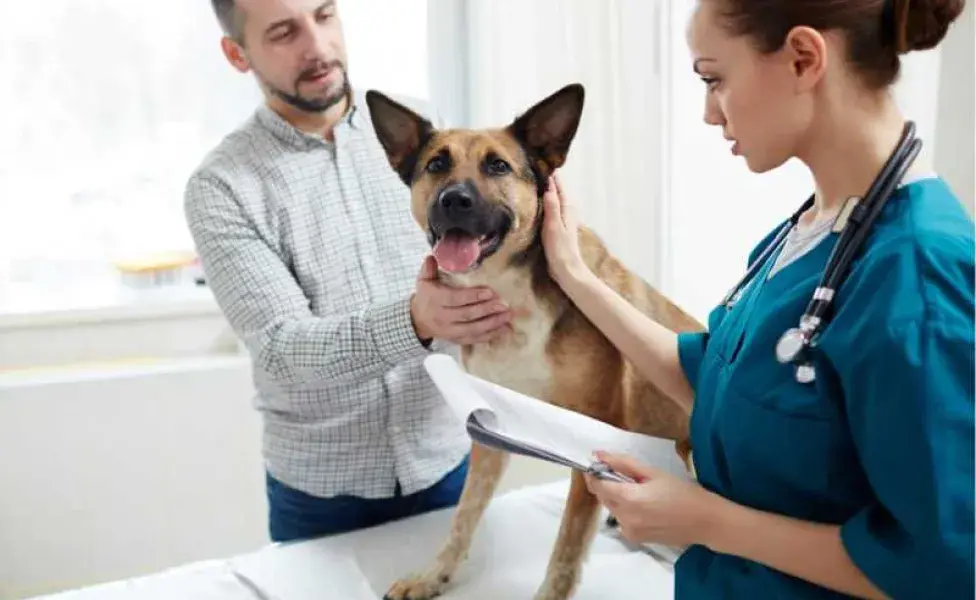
[365, 90, 435, 185]
[507, 83, 585, 181]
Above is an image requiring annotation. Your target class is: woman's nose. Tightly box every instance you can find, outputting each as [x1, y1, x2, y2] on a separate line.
[703, 95, 725, 127]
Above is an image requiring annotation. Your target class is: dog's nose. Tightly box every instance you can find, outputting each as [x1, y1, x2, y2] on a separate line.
[438, 186, 474, 212]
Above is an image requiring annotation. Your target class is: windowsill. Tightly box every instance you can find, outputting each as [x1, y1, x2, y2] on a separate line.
[0, 282, 221, 331]
[0, 353, 250, 389]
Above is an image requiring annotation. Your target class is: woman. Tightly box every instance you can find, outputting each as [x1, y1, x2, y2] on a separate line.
[541, 0, 973, 598]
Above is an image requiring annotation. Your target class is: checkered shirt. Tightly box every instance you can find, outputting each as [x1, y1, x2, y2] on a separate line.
[183, 91, 470, 499]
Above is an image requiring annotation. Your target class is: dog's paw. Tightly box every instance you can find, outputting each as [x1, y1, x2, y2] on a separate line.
[532, 572, 578, 600]
[532, 586, 573, 600]
[383, 573, 450, 600]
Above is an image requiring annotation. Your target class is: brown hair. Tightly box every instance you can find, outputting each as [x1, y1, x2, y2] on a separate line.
[211, 0, 244, 42]
[711, 0, 966, 89]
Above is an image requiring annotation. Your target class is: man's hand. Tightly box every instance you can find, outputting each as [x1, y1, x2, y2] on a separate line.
[410, 255, 512, 345]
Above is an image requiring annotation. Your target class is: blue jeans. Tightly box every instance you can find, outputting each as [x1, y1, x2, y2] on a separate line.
[266, 455, 469, 543]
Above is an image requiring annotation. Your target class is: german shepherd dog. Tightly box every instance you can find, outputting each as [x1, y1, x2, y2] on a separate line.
[365, 83, 703, 600]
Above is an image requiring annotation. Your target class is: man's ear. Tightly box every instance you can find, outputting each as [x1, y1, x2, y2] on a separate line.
[365, 90, 435, 185]
[507, 83, 585, 181]
[220, 37, 251, 73]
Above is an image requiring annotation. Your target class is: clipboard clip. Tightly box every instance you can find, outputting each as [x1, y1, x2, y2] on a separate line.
[586, 461, 637, 484]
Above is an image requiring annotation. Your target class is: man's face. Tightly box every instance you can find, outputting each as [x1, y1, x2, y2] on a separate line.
[227, 0, 350, 113]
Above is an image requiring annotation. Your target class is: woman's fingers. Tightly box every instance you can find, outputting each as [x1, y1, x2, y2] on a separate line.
[594, 451, 658, 482]
[551, 173, 577, 229]
[543, 176, 562, 225]
[551, 173, 570, 226]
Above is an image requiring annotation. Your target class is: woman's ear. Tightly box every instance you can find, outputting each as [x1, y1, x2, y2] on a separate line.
[783, 26, 828, 93]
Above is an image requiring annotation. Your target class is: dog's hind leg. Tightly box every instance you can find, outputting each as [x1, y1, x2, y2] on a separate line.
[532, 470, 602, 600]
[384, 442, 509, 600]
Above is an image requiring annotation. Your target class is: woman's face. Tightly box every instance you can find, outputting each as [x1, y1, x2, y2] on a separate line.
[686, 1, 815, 173]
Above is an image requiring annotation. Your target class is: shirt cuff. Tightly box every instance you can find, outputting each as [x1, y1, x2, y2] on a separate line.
[676, 331, 708, 393]
[365, 295, 430, 366]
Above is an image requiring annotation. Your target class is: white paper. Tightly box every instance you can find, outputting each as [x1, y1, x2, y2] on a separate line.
[229, 542, 380, 600]
[423, 354, 691, 479]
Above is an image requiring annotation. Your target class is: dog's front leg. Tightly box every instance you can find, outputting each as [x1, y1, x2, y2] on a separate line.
[533, 470, 601, 600]
[384, 442, 509, 600]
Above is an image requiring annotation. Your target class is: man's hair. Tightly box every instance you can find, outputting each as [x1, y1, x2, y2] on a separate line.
[211, 0, 243, 41]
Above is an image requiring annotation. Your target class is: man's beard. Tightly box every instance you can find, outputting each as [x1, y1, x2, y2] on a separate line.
[259, 60, 351, 113]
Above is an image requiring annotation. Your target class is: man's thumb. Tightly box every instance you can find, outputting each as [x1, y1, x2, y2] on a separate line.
[418, 255, 438, 281]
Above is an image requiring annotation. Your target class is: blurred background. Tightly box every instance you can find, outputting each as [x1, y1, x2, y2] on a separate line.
[0, 1, 971, 597]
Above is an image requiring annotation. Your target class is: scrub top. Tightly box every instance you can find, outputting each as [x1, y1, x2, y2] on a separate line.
[674, 176, 975, 599]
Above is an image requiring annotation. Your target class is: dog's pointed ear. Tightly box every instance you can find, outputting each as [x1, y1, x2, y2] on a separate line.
[507, 83, 585, 181]
[365, 90, 434, 185]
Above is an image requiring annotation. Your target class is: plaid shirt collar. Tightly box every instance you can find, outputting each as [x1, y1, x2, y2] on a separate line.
[255, 89, 366, 149]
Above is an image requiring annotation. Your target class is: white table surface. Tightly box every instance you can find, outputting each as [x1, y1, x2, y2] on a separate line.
[33, 479, 677, 600]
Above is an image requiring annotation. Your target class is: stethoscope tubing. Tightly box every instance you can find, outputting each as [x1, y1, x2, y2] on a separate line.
[718, 121, 921, 383]
[821, 122, 920, 291]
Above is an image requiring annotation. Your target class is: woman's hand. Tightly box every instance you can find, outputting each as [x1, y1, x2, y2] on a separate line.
[584, 451, 722, 548]
[541, 173, 587, 286]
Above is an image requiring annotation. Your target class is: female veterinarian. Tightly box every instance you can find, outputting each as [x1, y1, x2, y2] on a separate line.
[542, 0, 974, 598]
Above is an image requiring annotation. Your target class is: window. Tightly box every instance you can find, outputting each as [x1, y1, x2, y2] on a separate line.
[0, 0, 429, 315]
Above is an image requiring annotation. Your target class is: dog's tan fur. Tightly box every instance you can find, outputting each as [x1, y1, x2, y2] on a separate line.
[366, 84, 703, 600]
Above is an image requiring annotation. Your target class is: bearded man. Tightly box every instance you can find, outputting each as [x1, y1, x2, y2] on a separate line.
[185, 0, 512, 542]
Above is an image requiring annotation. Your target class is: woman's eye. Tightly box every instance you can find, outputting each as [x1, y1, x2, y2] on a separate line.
[700, 76, 720, 90]
[487, 158, 511, 175]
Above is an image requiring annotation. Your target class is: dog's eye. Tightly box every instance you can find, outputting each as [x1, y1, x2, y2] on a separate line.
[486, 157, 511, 176]
[425, 155, 449, 174]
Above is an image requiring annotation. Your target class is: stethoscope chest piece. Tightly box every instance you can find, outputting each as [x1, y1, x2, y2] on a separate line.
[775, 327, 807, 364]
[776, 326, 818, 384]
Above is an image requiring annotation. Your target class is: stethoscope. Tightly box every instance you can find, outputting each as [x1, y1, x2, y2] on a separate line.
[719, 121, 923, 384]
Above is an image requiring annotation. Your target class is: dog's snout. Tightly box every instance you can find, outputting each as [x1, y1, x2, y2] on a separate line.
[428, 179, 498, 238]
[438, 186, 475, 212]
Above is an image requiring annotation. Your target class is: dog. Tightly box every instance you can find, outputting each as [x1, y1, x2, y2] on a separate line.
[365, 83, 704, 600]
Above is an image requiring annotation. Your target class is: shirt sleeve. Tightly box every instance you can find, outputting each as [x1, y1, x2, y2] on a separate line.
[836, 284, 975, 595]
[184, 172, 430, 387]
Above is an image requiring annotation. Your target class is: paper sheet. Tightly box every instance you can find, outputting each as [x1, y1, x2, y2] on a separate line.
[424, 354, 690, 479]
[229, 542, 379, 600]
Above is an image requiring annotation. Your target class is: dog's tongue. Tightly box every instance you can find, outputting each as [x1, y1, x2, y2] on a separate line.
[433, 232, 480, 272]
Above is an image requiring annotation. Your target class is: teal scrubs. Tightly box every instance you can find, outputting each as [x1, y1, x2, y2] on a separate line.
[674, 177, 975, 599]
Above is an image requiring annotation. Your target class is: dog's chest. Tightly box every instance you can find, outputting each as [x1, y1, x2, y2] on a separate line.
[453, 271, 557, 401]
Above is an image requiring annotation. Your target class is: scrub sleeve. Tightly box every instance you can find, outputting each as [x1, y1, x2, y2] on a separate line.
[823, 241, 976, 598]
[677, 331, 709, 391]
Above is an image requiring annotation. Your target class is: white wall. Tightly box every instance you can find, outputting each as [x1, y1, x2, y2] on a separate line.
[459, 0, 669, 285]
[934, 0, 975, 213]
[0, 356, 266, 598]
[342, 0, 430, 100]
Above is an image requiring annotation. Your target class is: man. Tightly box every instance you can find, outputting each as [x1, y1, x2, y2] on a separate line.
[185, 0, 511, 542]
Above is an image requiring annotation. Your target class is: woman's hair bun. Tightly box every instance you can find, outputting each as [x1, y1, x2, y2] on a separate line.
[896, 0, 966, 53]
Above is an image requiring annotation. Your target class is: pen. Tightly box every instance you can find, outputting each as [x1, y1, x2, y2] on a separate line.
[588, 461, 637, 484]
